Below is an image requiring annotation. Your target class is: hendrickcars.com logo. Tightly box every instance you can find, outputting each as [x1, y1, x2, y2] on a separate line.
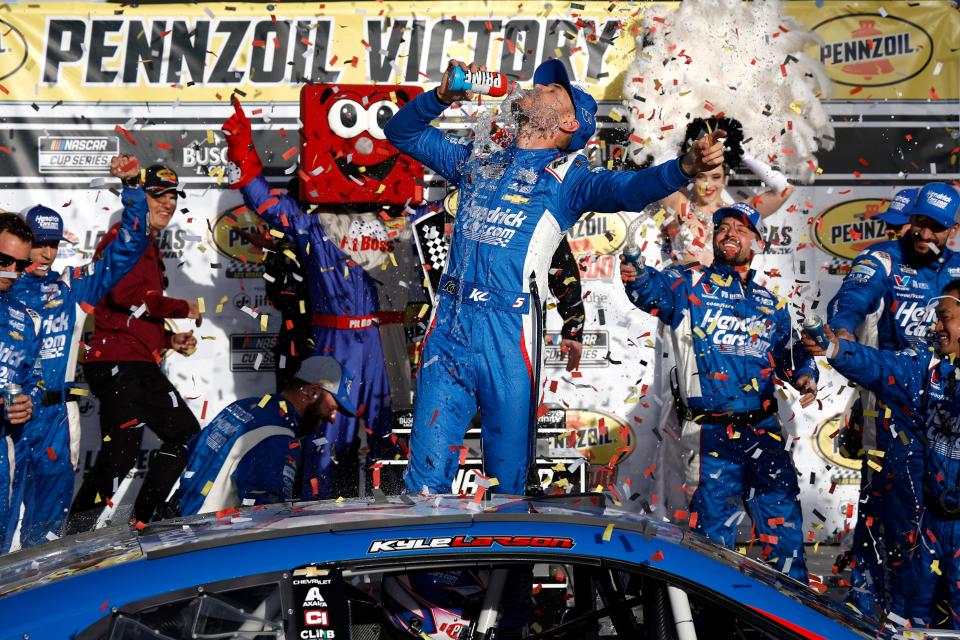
[810, 198, 892, 260]
[368, 535, 575, 553]
[812, 13, 933, 87]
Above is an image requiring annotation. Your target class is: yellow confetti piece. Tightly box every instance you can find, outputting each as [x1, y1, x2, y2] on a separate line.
[69, 388, 89, 396]
[94, 493, 102, 504]
[552, 463, 566, 472]
[863, 409, 879, 418]
[335, 496, 345, 503]
[789, 100, 804, 114]
[299, 300, 306, 314]
[260, 314, 269, 332]
[593, 484, 604, 493]
[258, 394, 272, 408]
[710, 273, 731, 287]
[932, 559, 942, 576]
[867, 459, 883, 472]
[602, 523, 614, 541]
[279, 400, 287, 414]
[867, 449, 885, 458]
[201, 481, 213, 496]
[197, 297, 206, 314]
[389, 252, 398, 268]
[488, 477, 499, 487]
[207, 130, 215, 144]
[553, 478, 570, 488]
[752, 378, 759, 392]
[417, 304, 429, 318]
[768, 432, 782, 442]
[283, 249, 298, 262]
[693, 327, 706, 339]
[376, 184, 386, 194]
[216, 295, 229, 314]
[103, 435, 111, 442]
[269, 228, 285, 239]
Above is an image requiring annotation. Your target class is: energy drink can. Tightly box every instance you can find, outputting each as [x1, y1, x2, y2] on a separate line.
[803, 315, 830, 350]
[3, 383, 22, 420]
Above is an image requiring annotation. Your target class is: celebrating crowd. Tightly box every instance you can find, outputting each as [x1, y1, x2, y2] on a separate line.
[0, 57, 957, 628]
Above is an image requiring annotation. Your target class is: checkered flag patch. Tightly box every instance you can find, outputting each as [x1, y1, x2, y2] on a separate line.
[412, 210, 448, 300]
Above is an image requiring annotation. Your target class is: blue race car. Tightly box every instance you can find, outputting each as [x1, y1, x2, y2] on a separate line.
[0, 495, 899, 639]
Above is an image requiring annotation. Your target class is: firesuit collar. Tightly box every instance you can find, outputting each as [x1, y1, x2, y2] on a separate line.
[533, 59, 597, 152]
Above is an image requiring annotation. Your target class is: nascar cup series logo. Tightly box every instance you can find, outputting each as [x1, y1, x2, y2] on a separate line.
[812, 13, 933, 87]
[811, 199, 891, 260]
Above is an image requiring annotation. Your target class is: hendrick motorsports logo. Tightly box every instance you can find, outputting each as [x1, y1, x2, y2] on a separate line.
[38, 136, 118, 174]
[368, 535, 575, 554]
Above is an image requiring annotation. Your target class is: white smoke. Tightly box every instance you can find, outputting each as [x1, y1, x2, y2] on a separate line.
[622, 0, 834, 183]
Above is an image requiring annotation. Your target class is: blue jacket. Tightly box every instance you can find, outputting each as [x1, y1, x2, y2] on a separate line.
[176, 396, 300, 516]
[0, 292, 41, 437]
[11, 186, 148, 412]
[625, 262, 818, 413]
[828, 239, 960, 350]
[829, 341, 960, 512]
[385, 89, 690, 301]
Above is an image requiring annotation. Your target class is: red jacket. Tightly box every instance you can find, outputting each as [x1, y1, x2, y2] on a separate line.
[86, 223, 190, 363]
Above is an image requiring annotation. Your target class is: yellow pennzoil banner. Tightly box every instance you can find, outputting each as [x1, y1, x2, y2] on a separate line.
[0, 1, 953, 103]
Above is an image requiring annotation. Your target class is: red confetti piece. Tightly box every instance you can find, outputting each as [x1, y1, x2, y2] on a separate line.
[651, 550, 664, 562]
[282, 146, 298, 161]
[200, 400, 208, 420]
[930, 87, 941, 100]
[119, 418, 138, 429]
[46, 447, 57, 461]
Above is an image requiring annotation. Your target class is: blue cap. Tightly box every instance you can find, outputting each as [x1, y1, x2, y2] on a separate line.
[533, 59, 597, 152]
[876, 188, 918, 226]
[25, 205, 66, 243]
[712, 202, 763, 238]
[295, 355, 357, 415]
[907, 182, 960, 228]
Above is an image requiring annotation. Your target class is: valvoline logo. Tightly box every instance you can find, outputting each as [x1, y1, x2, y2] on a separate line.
[812, 13, 933, 87]
[894, 274, 911, 287]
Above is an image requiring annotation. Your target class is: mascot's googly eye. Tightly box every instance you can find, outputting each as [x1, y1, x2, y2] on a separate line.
[366, 101, 399, 140]
[328, 99, 367, 138]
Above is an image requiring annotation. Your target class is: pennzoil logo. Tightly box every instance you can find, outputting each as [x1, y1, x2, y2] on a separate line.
[811, 199, 891, 260]
[209, 206, 269, 277]
[567, 213, 627, 257]
[812, 13, 933, 87]
[813, 413, 861, 485]
[548, 409, 633, 466]
[0, 20, 27, 81]
[367, 535, 575, 554]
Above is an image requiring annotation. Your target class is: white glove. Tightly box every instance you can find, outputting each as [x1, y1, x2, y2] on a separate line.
[742, 152, 790, 193]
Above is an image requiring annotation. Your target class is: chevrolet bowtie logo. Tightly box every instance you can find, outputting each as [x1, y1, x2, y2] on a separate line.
[502, 194, 529, 204]
[293, 566, 330, 578]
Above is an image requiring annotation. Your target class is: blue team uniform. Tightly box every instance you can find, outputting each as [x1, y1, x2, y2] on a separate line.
[7, 187, 148, 548]
[827, 239, 960, 614]
[624, 261, 817, 581]
[175, 395, 300, 516]
[0, 291, 42, 550]
[237, 177, 393, 499]
[385, 89, 690, 496]
[829, 340, 960, 626]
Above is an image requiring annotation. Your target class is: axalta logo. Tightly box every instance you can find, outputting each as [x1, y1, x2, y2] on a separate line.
[209, 206, 269, 264]
[811, 199, 892, 260]
[367, 535, 575, 553]
[303, 587, 328, 608]
[567, 213, 627, 257]
[0, 20, 27, 81]
[812, 13, 933, 87]
[549, 409, 634, 466]
[813, 413, 861, 484]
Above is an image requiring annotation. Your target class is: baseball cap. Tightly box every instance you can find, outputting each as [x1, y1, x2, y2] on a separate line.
[25, 205, 68, 244]
[295, 356, 356, 415]
[143, 164, 185, 198]
[907, 182, 959, 228]
[533, 59, 597, 152]
[713, 202, 763, 238]
[876, 188, 918, 227]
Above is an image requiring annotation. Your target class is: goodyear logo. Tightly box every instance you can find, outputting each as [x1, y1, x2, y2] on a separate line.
[0, 20, 27, 82]
[811, 198, 892, 260]
[813, 413, 861, 485]
[812, 13, 933, 87]
[549, 409, 633, 466]
[567, 213, 626, 258]
[209, 206, 269, 264]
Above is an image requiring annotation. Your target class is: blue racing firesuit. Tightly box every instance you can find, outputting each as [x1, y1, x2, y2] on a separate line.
[6, 187, 148, 549]
[624, 261, 818, 581]
[175, 395, 300, 516]
[237, 176, 394, 499]
[829, 340, 960, 627]
[385, 89, 691, 496]
[0, 290, 42, 550]
[827, 239, 960, 614]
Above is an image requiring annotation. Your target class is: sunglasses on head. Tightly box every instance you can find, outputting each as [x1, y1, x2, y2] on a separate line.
[0, 251, 32, 272]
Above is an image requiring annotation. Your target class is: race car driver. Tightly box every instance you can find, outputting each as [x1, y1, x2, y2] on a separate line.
[385, 59, 724, 496]
[621, 203, 818, 581]
[174, 356, 351, 516]
[7, 155, 148, 549]
[804, 281, 960, 627]
[826, 182, 960, 616]
[0, 212, 41, 551]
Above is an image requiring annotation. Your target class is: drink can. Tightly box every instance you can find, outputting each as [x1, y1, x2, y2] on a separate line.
[3, 383, 22, 419]
[622, 244, 642, 267]
[449, 67, 515, 97]
[803, 315, 831, 350]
